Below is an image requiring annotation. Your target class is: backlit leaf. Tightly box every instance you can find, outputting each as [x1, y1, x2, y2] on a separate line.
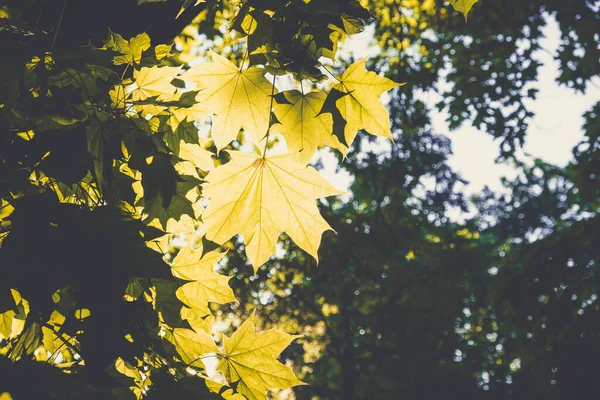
[448, 0, 479, 20]
[131, 66, 181, 116]
[171, 245, 236, 329]
[183, 51, 274, 150]
[0, 310, 15, 338]
[178, 141, 215, 172]
[112, 32, 151, 66]
[164, 327, 219, 368]
[273, 90, 345, 165]
[333, 58, 403, 146]
[202, 151, 344, 270]
[217, 311, 305, 400]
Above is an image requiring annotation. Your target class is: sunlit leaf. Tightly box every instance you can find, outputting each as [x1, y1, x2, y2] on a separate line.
[0, 310, 15, 339]
[333, 58, 403, 146]
[273, 90, 345, 165]
[448, 0, 479, 20]
[202, 151, 344, 270]
[217, 311, 305, 400]
[111, 32, 151, 66]
[183, 51, 275, 150]
[170, 245, 236, 330]
[164, 327, 219, 368]
[131, 66, 181, 115]
[178, 141, 215, 172]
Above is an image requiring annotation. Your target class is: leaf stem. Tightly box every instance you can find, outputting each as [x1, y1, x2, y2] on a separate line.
[262, 75, 277, 159]
[120, 64, 130, 81]
[321, 63, 343, 84]
[51, 1, 68, 50]
[239, 18, 255, 72]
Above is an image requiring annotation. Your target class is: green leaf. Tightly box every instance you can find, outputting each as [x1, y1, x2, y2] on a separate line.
[111, 32, 152, 66]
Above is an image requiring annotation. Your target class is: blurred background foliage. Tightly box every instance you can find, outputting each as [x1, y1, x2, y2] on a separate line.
[214, 0, 600, 399]
[1, 0, 599, 399]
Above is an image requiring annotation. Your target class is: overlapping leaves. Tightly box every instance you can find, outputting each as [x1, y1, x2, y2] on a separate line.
[0, 1, 473, 398]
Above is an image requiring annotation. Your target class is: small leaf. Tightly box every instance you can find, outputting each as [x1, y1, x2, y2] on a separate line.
[183, 51, 275, 150]
[0, 310, 15, 338]
[333, 58, 403, 146]
[273, 90, 344, 165]
[131, 66, 181, 113]
[164, 327, 219, 368]
[110, 32, 152, 66]
[74, 308, 91, 320]
[217, 311, 305, 400]
[178, 142, 215, 172]
[170, 245, 236, 329]
[448, 0, 479, 21]
[155, 44, 173, 60]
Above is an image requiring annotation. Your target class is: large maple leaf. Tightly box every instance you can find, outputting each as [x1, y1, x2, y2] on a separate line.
[201, 151, 343, 270]
[217, 311, 305, 400]
[273, 90, 345, 165]
[333, 58, 403, 147]
[183, 51, 275, 151]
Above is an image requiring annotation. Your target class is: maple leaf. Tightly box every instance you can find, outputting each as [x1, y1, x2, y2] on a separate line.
[273, 90, 345, 165]
[109, 84, 129, 110]
[178, 141, 215, 172]
[183, 51, 275, 150]
[217, 311, 305, 400]
[110, 32, 151, 66]
[448, 0, 479, 21]
[333, 58, 403, 147]
[206, 380, 246, 399]
[164, 327, 219, 368]
[170, 245, 236, 331]
[167, 101, 209, 133]
[201, 151, 344, 270]
[131, 66, 181, 116]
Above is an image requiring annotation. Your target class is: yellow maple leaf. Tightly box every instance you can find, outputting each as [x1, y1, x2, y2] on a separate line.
[131, 66, 181, 116]
[171, 245, 236, 331]
[202, 151, 344, 270]
[333, 58, 403, 146]
[109, 84, 129, 110]
[273, 90, 345, 165]
[167, 100, 209, 132]
[217, 311, 305, 400]
[163, 327, 220, 368]
[111, 32, 151, 66]
[206, 380, 246, 399]
[448, 0, 479, 20]
[183, 51, 275, 150]
[178, 141, 215, 172]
